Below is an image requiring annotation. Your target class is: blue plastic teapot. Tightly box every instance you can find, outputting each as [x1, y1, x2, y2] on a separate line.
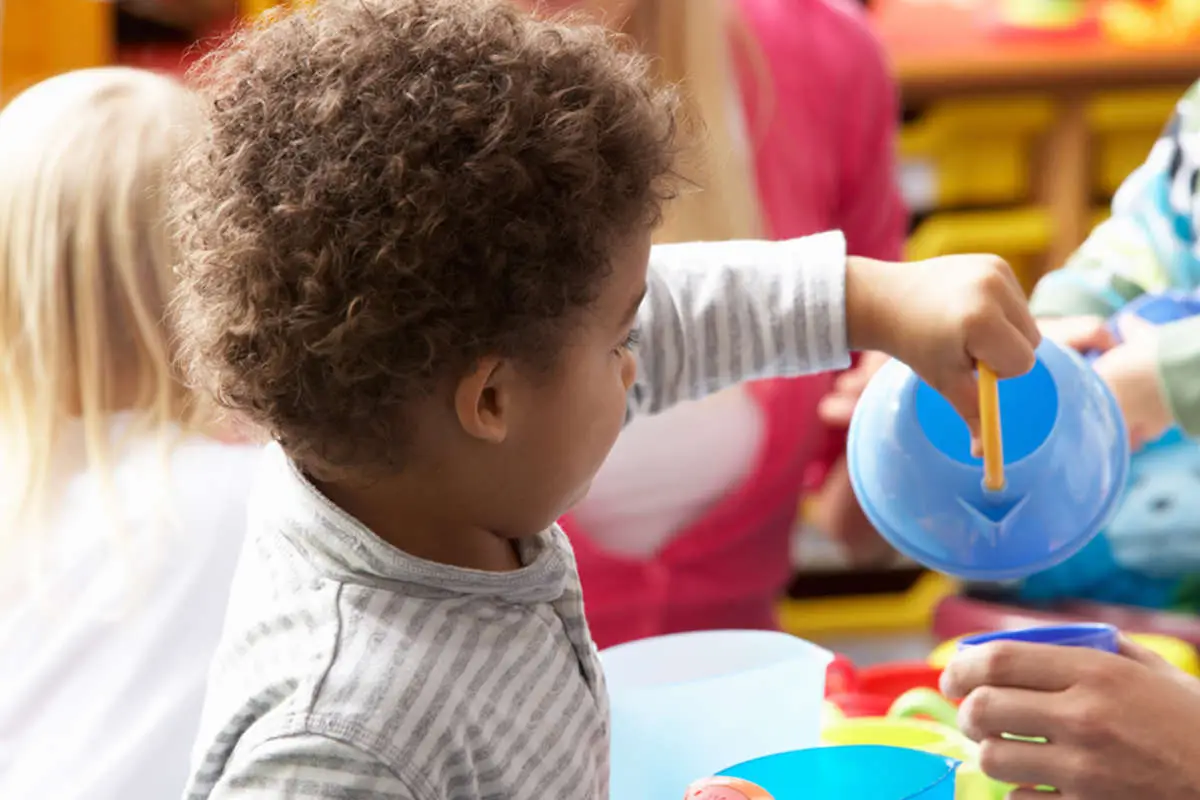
[847, 337, 1129, 581]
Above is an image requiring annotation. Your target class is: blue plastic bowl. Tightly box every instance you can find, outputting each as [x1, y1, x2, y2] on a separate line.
[847, 337, 1129, 581]
[957, 623, 1120, 653]
[716, 745, 958, 800]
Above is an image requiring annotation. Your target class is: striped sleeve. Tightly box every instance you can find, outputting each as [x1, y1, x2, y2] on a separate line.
[628, 231, 850, 417]
[1030, 80, 1200, 318]
[206, 734, 421, 800]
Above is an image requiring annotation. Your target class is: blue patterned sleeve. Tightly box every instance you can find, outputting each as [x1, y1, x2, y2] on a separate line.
[1031, 81, 1200, 318]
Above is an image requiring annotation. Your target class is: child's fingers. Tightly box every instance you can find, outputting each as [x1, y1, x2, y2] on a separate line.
[817, 394, 857, 427]
[997, 278, 1042, 350]
[1054, 316, 1116, 352]
[833, 369, 869, 394]
[938, 370, 982, 444]
[969, 317, 1038, 379]
[1115, 313, 1158, 343]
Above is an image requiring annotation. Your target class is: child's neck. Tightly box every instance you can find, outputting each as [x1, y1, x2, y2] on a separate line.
[313, 474, 522, 572]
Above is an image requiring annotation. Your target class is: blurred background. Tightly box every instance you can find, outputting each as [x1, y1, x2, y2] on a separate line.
[4, 0, 1200, 660]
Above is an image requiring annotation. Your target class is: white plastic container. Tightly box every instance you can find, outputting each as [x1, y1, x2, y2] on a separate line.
[601, 630, 832, 800]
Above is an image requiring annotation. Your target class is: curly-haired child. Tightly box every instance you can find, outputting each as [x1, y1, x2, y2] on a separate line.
[175, 2, 1039, 798]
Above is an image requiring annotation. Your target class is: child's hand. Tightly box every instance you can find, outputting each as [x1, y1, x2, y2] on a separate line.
[846, 254, 1040, 441]
[817, 350, 891, 428]
[1037, 314, 1117, 353]
[1093, 315, 1173, 448]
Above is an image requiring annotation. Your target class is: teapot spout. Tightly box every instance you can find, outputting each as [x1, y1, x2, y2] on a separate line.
[957, 495, 1030, 546]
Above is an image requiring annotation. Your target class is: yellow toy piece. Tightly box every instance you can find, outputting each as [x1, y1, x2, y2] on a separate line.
[928, 631, 1200, 676]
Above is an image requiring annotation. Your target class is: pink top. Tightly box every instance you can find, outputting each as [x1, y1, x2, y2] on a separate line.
[563, 0, 906, 650]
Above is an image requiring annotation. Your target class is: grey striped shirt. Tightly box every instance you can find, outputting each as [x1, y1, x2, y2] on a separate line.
[183, 233, 850, 800]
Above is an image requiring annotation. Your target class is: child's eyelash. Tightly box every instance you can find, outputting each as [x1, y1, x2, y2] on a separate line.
[618, 328, 641, 352]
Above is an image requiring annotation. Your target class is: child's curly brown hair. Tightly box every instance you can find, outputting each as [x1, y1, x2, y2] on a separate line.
[172, 0, 679, 478]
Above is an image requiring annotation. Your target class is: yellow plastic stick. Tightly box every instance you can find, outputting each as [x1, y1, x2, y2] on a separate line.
[978, 364, 1005, 491]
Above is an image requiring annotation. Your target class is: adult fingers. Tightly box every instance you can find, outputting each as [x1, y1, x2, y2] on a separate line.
[941, 642, 1091, 699]
[1117, 635, 1173, 673]
[977, 737, 1065, 790]
[957, 686, 1061, 743]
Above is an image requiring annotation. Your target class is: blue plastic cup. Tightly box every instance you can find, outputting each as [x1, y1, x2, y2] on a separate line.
[957, 623, 1119, 653]
[602, 630, 832, 800]
[847, 337, 1129, 580]
[715, 745, 959, 800]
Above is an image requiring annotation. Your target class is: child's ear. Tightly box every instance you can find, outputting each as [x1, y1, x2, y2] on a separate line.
[453, 356, 513, 444]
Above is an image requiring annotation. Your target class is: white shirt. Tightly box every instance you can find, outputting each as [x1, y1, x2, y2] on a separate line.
[0, 418, 262, 800]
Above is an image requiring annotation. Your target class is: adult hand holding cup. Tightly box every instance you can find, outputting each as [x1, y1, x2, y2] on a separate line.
[942, 626, 1200, 799]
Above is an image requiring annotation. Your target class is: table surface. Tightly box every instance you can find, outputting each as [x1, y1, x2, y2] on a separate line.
[872, 0, 1200, 96]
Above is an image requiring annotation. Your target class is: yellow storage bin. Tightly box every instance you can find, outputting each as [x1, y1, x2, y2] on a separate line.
[899, 97, 1055, 213]
[1088, 89, 1185, 198]
[779, 571, 957, 638]
[906, 207, 1052, 295]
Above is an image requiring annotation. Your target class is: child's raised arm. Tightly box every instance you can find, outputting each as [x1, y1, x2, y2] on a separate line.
[1032, 81, 1200, 319]
[1032, 81, 1200, 440]
[628, 232, 850, 416]
[629, 232, 1041, 441]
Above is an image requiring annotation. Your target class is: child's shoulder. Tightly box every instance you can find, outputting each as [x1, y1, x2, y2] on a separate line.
[198, 570, 599, 799]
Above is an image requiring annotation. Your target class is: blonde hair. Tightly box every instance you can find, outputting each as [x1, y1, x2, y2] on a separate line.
[0, 67, 202, 541]
[624, 0, 766, 244]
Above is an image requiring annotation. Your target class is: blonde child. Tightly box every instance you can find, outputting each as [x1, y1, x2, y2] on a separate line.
[174, 2, 1036, 797]
[0, 68, 261, 800]
[528, 0, 906, 648]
